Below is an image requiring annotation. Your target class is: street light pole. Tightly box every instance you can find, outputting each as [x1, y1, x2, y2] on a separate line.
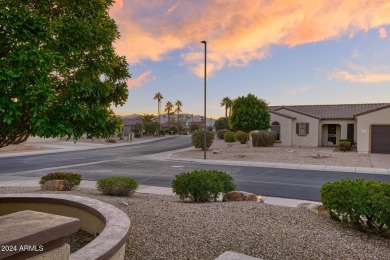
[201, 40, 207, 160]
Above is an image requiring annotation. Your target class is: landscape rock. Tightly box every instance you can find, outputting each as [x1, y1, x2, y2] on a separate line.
[42, 180, 70, 191]
[212, 150, 220, 154]
[297, 203, 330, 218]
[121, 201, 129, 207]
[222, 191, 259, 202]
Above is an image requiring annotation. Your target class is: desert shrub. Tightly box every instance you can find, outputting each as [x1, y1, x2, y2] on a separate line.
[39, 172, 81, 190]
[340, 139, 355, 145]
[235, 131, 249, 144]
[172, 170, 236, 202]
[170, 126, 178, 135]
[189, 123, 200, 132]
[97, 177, 139, 196]
[339, 141, 352, 152]
[321, 178, 390, 237]
[224, 132, 236, 142]
[191, 130, 215, 150]
[217, 129, 230, 140]
[251, 131, 277, 147]
[134, 131, 142, 138]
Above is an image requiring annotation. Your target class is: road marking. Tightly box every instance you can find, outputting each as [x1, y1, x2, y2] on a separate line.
[7, 159, 120, 175]
[171, 165, 184, 168]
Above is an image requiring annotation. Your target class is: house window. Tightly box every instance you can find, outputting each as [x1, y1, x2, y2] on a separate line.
[296, 123, 309, 136]
[271, 122, 280, 141]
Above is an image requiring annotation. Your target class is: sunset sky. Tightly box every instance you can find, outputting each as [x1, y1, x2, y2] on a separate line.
[109, 0, 390, 118]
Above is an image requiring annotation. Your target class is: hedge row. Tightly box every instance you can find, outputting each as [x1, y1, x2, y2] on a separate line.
[320, 178, 390, 237]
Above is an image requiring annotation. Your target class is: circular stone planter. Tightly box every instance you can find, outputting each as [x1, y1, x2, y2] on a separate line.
[0, 194, 130, 260]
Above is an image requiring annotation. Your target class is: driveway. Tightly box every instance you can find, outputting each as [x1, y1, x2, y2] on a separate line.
[369, 153, 390, 168]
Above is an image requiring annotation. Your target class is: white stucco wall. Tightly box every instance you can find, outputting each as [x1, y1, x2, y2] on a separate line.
[356, 107, 390, 153]
[276, 109, 319, 147]
[269, 113, 293, 146]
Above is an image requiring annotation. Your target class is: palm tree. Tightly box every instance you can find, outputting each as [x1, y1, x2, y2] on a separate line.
[175, 100, 183, 123]
[220, 97, 232, 117]
[164, 101, 174, 123]
[227, 99, 233, 117]
[153, 92, 163, 129]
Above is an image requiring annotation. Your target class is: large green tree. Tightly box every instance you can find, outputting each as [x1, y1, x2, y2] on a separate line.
[0, 0, 130, 148]
[229, 94, 270, 132]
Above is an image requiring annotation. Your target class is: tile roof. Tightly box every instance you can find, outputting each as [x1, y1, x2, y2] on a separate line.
[269, 103, 390, 119]
[122, 117, 142, 125]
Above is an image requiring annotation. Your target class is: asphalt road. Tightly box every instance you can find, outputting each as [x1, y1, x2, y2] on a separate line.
[1, 136, 389, 201]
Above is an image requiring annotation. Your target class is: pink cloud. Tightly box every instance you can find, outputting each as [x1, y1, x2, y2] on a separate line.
[126, 70, 156, 89]
[328, 63, 390, 83]
[379, 27, 387, 39]
[165, 1, 180, 16]
[110, 0, 390, 77]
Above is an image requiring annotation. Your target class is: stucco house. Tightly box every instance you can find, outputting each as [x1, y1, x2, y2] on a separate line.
[121, 117, 142, 136]
[269, 103, 390, 154]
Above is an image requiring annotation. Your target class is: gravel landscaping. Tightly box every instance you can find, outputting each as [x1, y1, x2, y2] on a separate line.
[174, 139, 373, 168]
[1, 187, 389, 260]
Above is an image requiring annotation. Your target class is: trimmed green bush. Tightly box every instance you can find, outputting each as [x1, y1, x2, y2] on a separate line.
[191, 130, 215, 150]
[39, 172, 81, 190]
[339, 141, 352, 152]
[97, 177, 138, 196]
[235, 131, 249, 144]
[170, 126, 178, 135]
[217, 129, 230, 140]
[321, 178, 390, 237]
[340, 139, 355, 145]
[251, 131, 277, 147]
[159, 129, 166, 136]
[172, 170, 236, 202]
[224, 132, 236, 142]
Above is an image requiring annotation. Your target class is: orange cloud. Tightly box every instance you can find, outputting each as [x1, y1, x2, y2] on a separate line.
[110, 0, 390, 76]
[379, 27, 387, 39]
[328, 63, 390, 83]
[126, 70, 156, 88]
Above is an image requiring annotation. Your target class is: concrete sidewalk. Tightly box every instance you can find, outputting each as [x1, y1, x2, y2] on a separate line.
[148, 147, 390, 175]
[0, 177, 320, 208]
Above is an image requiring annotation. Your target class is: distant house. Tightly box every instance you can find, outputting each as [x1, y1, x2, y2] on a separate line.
[121, 117, 142, 136]
[269, 103, 390, 154]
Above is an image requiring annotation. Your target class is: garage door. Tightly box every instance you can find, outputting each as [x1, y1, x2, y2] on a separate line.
[371, 126, 390, 153]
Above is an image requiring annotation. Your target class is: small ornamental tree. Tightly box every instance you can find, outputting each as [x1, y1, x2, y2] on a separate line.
[214, 117, 230, 131]
[229, 94, 270, 132]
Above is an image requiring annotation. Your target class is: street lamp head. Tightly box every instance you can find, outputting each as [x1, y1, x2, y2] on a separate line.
[201, 40, 206, 44]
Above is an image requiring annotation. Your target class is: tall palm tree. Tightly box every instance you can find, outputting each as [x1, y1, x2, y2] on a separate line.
[153, 92, 163, 128]
[164, 101, 174, 123]
[220, 97, 232, 117]
[175, 100, 183, 122]
[227, 98, 233, 117]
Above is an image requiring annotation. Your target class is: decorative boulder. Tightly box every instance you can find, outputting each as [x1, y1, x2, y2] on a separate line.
[222, 191, 259, 202]
[42, 180, 70, 191]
